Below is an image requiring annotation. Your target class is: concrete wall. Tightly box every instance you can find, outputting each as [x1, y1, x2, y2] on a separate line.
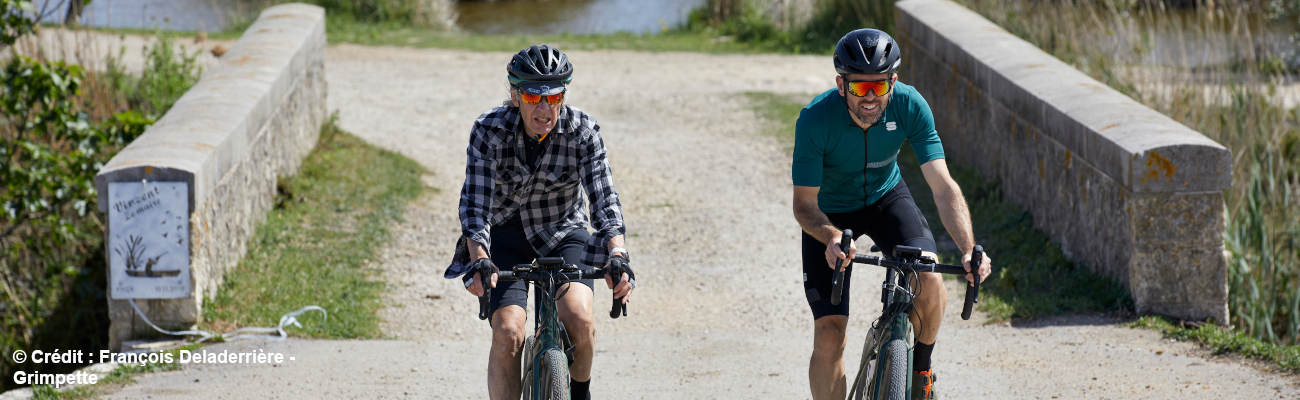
[94, 3, 327, 349]
[895, 0, 1231, 321]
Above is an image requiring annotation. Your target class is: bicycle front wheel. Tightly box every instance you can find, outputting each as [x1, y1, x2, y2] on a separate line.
[539, 348, 570, 400]
[877, 339, 910, 400]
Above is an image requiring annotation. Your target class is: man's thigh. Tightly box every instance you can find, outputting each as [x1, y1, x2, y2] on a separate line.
[549, 228, 596, 321]
[859, 181, 937, 257]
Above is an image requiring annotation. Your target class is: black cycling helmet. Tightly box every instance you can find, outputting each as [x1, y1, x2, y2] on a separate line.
[507, 44, 574, 95]
[833, 29, 902, 75]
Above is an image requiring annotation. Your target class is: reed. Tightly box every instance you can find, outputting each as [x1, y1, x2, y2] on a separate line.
[955, 0, 1300, 344]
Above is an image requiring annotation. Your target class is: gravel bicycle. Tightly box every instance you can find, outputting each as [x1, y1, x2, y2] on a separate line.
[474, 256, 632, 400]
[829, 229, 984, 400]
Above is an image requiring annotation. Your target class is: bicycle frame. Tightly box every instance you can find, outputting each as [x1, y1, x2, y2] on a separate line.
[524, 266, 572, 396]
[856, 266, 919, 399]
[477, 256, 628, 399]
[831, 229, 984, 400]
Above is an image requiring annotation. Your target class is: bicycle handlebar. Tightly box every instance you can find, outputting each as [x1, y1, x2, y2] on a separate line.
[475, 257, 630, 320]
[850, 245, 984, 321]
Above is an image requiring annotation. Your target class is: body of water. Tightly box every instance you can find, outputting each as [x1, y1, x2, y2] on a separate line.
[33, 0, 242, 32]
[455, 0, 706, 35]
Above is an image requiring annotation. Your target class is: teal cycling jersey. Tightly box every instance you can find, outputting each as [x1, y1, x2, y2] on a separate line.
[792, 81, 945, 213]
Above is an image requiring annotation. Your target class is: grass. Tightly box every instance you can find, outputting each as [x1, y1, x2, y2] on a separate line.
[322, 14, 787, 54]
[61, 12, 791, 54]
[743, 90, 1132, 321]
[201, 115, 427, 339]
[1130, 315, 1300, 373]
[742, 91, 806, 151]
[685, 0, 897, 54]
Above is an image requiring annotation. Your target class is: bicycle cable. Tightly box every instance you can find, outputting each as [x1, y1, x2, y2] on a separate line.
[908, 266, 924, 350]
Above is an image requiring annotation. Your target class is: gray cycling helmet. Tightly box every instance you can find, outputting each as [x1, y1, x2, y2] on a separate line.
[833, 29, 902, 75]
[507, 44, 573, 95]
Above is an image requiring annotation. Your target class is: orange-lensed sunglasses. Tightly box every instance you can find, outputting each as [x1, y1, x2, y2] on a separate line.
[518, 90, 565, 105]
[844, 78, 894, 97]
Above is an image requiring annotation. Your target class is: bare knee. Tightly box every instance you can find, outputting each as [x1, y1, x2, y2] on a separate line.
[812, 316, 848, 360]
[557, 283, 596, 347]
[915, 273, 946, 302]
[563, 314, 596, 347]
[491, 307, 527, 354]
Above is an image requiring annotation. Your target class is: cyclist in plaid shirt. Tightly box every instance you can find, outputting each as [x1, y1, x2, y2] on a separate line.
[444, 45, 633, 400]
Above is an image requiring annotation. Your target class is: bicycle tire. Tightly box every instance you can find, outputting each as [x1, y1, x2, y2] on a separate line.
[522, 335, 538, 398]
[849, 332, 878, 400]
[877, 339, 910, 400]
[540, 348, 570, 400]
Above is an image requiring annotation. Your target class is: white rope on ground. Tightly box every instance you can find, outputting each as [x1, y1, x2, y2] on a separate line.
[127, 299, 327, 345]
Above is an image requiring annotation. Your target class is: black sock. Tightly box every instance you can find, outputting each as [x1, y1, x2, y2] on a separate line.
[914, 341, 935, 372]
[571, 378, 590, 400]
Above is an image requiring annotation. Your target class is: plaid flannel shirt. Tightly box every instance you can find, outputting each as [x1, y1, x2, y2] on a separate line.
[445, 104, 625, 279]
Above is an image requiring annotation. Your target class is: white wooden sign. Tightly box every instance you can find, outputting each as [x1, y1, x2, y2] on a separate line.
[108, 181, 190, 299]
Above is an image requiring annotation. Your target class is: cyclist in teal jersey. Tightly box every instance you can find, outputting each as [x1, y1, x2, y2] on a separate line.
[791, 29, 993, 400]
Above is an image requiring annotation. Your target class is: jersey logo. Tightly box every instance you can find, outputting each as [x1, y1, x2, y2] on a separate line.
[886, 121, 897, 131]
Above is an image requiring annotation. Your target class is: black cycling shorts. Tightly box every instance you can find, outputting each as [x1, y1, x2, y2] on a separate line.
[483, 217, 594, 317]
[802, 178, 938, 319]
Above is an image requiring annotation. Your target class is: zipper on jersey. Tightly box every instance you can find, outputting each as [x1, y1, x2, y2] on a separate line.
[863, 127, 870, 208]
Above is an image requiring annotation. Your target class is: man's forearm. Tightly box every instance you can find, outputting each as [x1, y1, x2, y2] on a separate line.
[935, 188, 975, 252]
[794, 204, 839, 245]
[606, 234, 626, 255]
[467, 238, 490, 260]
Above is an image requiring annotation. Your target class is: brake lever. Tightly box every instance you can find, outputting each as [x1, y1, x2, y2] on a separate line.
[608, 256, 629, 319]
[830, 229, 853, 306]
[476, 260, 498, 321]
[961, 245, 984, 320]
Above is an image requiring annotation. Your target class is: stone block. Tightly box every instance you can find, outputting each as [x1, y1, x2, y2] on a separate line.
[95, 3, 327, 350]
[896, 0, 1231, 320]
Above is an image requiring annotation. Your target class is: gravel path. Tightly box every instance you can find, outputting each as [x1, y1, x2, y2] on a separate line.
[104, 44, 1300, 399]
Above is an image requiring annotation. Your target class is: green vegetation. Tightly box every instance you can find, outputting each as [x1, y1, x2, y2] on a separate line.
[239, 0, 892, 54]
[743, 91, 1132, 321]
[202, 116, 426, 339]
[101, 32, 203, 116]
[682, 0, 897, 53]
[1131, 315, 1300, 373]
[323, 15, 788, 53]
[955, 0, 1300, 346]
[1, 7, 200, 390]
[23, 117, 426, 397]
[742, 91, 806, 150]
[298, 0, 455, 29]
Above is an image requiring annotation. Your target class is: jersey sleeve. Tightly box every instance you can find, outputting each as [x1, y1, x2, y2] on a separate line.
[907, 93, 945, 164]
[791, 107, 824, 187]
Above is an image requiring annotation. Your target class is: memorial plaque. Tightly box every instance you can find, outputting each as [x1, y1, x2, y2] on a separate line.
[108, 181, 190, 299]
